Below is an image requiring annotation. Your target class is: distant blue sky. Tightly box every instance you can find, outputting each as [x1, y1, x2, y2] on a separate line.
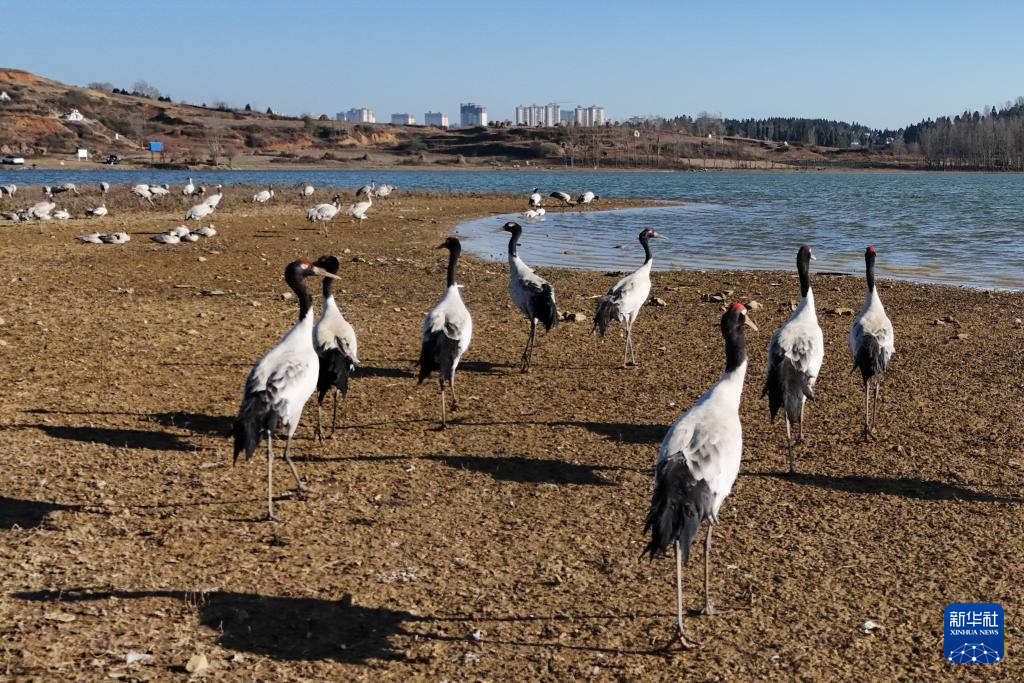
[4, 0, 1022, 128]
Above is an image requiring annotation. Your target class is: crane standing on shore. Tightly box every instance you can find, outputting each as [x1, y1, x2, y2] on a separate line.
[503, 221, 558, 372]
[849, 246, 895, 437]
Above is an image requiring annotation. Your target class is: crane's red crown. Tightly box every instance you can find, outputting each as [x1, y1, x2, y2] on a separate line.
[730, 303, 746, 312]
[867, 245, 876, 254]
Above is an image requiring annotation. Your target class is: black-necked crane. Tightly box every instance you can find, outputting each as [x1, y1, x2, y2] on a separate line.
[356, 180, 375, 199]
[301, 184, 315, 198]
[528, 187, 543, 208]
[185, 199, 215, 229]
[503, 221, 557, 372]
[418, 237, 472, 428]
[375, 183, 394, 199]
[149, 184, 171, 198]
[27, 200, 55, 220]
[100, 231, 130, 244]
[85, 203, 108, 217]
[593, 227, 665, 367]
[348, 194, 372, 220]
[763, 244, 824, 473]
[643, 303, 757, 649]
[307, 195, 343, 235]
[182, 177, 196, 196]
[0, 183, 17, 197]
[231, 256, 340, 521]
[549, 191, 575, 206]
[99, 181, 110, 195]
[252, 185, 274, 203]
[313, 255, 359, 440]
[205, 185, 224, 209]
[849, 246, 895, 437]
[53, 208, 71, 220]
[577, 190, 599, 207]
[131, 184, 154, 204]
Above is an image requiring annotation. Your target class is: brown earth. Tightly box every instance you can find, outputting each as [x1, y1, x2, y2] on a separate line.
[0, 189, 1021, 681]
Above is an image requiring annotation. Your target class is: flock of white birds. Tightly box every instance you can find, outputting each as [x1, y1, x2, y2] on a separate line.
[0, 179, 399, 243]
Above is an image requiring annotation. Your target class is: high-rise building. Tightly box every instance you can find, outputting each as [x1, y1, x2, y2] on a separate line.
[337, 107, 375, 123]
[515, 103, 561, 127]
[424, 111, 449, 127]
[460, 102, 488, 127]
[560, 110, 576, 125]
[574, 105, 606, 127]
[390, 113, 415, 125]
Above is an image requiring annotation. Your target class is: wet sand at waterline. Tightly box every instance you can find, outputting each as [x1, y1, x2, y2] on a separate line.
[0, 191, 1020, 681]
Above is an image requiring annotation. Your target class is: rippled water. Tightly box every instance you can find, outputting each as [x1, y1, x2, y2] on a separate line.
[3, 167, 1022, 289]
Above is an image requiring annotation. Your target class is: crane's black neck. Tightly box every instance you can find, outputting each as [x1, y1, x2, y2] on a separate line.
[506, 226, 522, 257]
[446, 244, 462, 287]
[722, 316, 747, 373]
[640, 232, 653, 263]
[865, 250, 876, 293]
[285, 263, 312, 322]
[322, 272, 335, 300]
[797, 248, 812, 298]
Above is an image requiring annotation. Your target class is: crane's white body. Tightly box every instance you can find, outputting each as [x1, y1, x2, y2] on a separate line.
[422, 285, 473, 372]
[0, 184, 16, 197]
[182, 178, 196, 196]
[76, 232, 103, 243]
[315, 296, 359, 366]
[252, 187, 274, 203]
[185, 201, 215, 225]
[152, 232, 180, 244]
[193, 225, 217, 237]
[849, 289, 894, 365]
[529, 189, 542, 207]
[508, 253, 552, 323]
[132, 184, 153, 202]
[374, 183, 394, 198]
[149, 184, 170, 197]
[766, 289, 824, 390]
[348, 196, 372, 220]
[53, 208, 71, 220]
[578, 191, 597, 205]
[605, 259, 653, 327]
[100, 231, 130, 244]
[99, 181, 110, 195]
[657, 360, 746, 522]
[244, 310, 320, 439]
[308, 202, 341, 222]
[27, 201, 55, 220]
[204, 187, 224, 209]
[85, 204, 108, 217]
[301, 184, 315, 197]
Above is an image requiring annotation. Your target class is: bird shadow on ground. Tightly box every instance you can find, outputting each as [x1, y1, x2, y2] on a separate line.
[423, 454, 616, 486]
[355, 365, 415, 379]
[151, 411, 233, 437]
[16, 424, 196, 452]
[456, 360, 513, 374]
[744, 472, 1020, 503]
[13, 589, 415, 665]
[0, 497, 82, 530]
[548, 420, 665, 444]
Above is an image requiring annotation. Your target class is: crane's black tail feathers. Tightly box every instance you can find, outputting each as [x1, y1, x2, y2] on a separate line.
[418, 330, 460, 384]
[534, 284, 558, 332]
[852, 334, 887, 385]
[593, 295, 618, 336]
[231, 389, 278, 464]
[317, 347, 355, 403]
[763, 356, 814, 424]
[642, 458, 713, 561]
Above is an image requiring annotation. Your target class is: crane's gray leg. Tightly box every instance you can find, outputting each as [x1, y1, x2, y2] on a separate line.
[796, 401, 805, 443]
[282, 433, 307, 492]
[449, 373, 459, 412]
[701, 526, 715, 615]
[785, 417, 795, 474]
[439, 382, 447, 429]
[266, 432, 279, 522]
[329, 390, 339, 439]
[863, 381, 871, 439]
[314, 400, 324, 442]
[673, 540, 699, 649]
[871, 377, 882, 433]
[521, 320, 536, 373]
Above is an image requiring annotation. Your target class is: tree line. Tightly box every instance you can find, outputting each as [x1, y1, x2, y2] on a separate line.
[906, 98, 1024, 170]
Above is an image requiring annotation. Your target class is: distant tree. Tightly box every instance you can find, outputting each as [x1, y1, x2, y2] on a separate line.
[266, 107, 273, 115]
[87, 81, 114, 91]
[245, 103, 252, 111]
[131, 80, 162, 99]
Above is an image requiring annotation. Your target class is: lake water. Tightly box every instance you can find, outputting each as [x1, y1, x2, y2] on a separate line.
[2, 167, 1022, 290]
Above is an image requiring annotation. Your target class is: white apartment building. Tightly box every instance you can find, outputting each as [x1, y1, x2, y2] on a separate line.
[574, 105, 606, 127]
[460, 102, 488, 127]
[336, 108, 375, 123]
[515, 103, 561, 127]
[424, 111, 448, 127]
[391, 113, 415, 125]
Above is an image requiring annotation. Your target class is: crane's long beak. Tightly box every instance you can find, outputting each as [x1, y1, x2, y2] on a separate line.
[744, 317, 759, 332]
[312, 266, 340, 279]
[810, 252, 817, 260]
[653, 231, 669, 240]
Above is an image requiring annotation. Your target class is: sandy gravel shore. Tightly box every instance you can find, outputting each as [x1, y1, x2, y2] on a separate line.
[0, 189, 1021, 681]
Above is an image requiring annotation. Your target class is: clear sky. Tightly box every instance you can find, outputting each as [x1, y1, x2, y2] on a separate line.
[4, 0, 1022, 129]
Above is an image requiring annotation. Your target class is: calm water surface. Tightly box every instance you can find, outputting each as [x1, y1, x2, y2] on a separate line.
[3, 168, 1022, 289]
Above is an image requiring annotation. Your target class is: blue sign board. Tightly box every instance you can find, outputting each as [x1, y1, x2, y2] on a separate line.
[945, 603, 1004, 663]
[148, 141, 164, 153]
